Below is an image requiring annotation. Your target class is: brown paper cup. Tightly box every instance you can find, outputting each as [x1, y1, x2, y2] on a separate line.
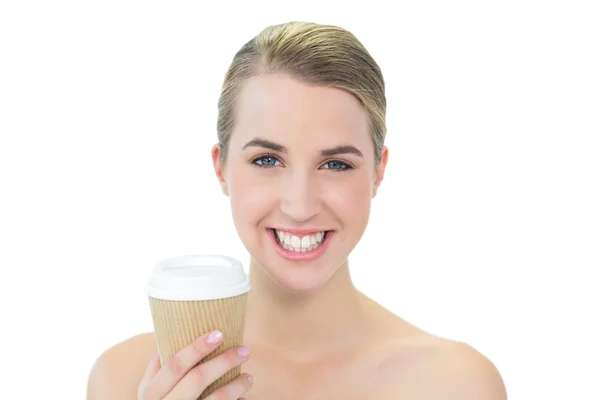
[148, 294, 248, 399]
[145, 255, 251, 400]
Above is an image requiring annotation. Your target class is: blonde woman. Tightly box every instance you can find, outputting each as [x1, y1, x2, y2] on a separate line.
[87, 21, 507, 400]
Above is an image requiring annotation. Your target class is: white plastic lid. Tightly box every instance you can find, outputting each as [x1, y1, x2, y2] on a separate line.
[144, 255, 252, 301]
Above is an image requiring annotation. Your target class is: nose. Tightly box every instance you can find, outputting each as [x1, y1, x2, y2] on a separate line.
[279, 170, 321, 223]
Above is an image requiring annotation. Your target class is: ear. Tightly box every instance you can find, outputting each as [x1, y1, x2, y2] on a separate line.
[211, 144, 229, 196]
[372, 146, 389, 198]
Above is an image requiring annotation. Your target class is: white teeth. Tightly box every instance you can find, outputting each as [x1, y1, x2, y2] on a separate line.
[291, 236, 301, 248]
[274, 230, 328, 252]
[301, 236, 311, 249]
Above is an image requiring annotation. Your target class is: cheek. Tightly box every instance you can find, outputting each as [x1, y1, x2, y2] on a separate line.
[323, 173, 373, 218]
[228, 167, 277, 224]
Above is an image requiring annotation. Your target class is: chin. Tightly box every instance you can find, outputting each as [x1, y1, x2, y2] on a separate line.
[253, 232, 347, 293]
[252, 261, 333, 294]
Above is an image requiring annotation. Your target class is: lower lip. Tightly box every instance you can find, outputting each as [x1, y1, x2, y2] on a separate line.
[267, 229, 334, 262]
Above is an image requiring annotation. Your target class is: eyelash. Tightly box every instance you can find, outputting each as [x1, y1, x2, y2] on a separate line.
[250, 153, 354, 171]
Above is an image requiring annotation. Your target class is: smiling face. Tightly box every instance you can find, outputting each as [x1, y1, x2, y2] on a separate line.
[212, 73, 388, 292]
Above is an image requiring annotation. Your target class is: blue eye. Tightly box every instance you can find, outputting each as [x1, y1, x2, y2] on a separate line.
[321, 160, 352, 171]
[252, 155, 282, 168]
[251, 154, 353, 171]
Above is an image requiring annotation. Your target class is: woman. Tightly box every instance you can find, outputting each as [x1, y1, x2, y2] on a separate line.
[87, 21, 507, 399]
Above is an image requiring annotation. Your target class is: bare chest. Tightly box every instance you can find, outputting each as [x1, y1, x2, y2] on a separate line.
[240, 350, 390, 400]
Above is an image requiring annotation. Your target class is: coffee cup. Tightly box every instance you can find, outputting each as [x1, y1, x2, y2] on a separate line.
[145, 255, 251, 399]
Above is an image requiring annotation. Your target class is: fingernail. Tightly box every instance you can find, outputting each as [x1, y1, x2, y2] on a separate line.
[237, 346, 250, 357]
[246, 374, 253, 383]
[206, 330, 222, 344]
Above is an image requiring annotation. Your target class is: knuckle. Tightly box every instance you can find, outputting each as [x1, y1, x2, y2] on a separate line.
[190, 364, 207, 386]
[166, 353, 186, 376]
[190, 337, 207, 357]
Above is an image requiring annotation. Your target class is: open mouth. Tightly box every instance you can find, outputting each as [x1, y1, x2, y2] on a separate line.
[270, 228, 331, 253]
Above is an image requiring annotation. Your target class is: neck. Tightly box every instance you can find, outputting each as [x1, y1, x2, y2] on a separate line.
[243, 257, 369, 362]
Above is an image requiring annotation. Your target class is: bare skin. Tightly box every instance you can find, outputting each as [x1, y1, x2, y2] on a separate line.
[94, 290, 504, 399]
[239, 286, 432, 399]
[87, 74, 506, 399]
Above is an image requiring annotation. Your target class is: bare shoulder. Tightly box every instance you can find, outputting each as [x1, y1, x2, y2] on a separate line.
[358, 295, 505, 399]
[378, 335, 507, 400]
[86, 332, 157, 400]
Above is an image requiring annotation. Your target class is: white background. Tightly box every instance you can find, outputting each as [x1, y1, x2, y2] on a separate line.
[1, 0, 598, 398]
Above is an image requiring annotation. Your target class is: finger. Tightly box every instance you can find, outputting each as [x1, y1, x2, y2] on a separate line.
[166, 346, 251, 400]
[193, 372, 253, 400]
[149, 330, 224, 399]
[140, 349, 161, 386]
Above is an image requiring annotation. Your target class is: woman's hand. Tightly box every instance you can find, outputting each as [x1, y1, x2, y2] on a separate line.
[137, 330, 253, 400]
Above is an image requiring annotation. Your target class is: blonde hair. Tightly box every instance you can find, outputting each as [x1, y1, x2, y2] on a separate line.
[216, 21, 387, 165]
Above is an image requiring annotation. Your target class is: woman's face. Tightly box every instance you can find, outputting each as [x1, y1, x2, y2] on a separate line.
[212, 73, 388, 292]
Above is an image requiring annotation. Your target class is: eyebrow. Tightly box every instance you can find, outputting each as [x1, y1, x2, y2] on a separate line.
[241, 137, 364, 158]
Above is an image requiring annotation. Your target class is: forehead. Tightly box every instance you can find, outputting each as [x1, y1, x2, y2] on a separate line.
[231, 74, 371, 150]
